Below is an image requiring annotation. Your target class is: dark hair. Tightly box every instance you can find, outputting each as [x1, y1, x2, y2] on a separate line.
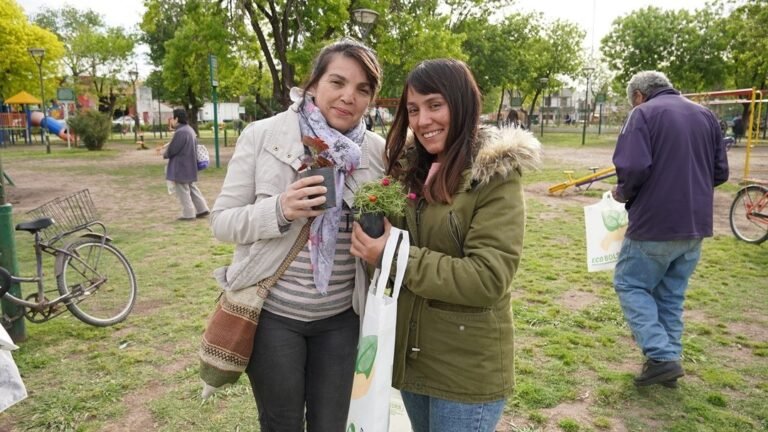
[300, 38, 382, 104]
[173, 108, 187, 124]
[385, 59, 482, 204]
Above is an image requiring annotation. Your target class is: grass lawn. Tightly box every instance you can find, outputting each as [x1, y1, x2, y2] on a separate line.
[0, 130, 765, 432]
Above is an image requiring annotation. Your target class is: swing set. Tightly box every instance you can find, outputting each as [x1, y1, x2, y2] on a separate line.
[548, 88, 767, 195]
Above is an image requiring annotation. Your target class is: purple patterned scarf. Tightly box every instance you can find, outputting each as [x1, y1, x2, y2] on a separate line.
[294, 89, 364, 295]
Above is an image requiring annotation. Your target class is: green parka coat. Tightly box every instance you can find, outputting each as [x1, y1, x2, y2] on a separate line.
[391, 126, 541, 403]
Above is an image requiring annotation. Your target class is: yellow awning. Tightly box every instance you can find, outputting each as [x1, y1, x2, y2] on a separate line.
[4, 91, 42, 105]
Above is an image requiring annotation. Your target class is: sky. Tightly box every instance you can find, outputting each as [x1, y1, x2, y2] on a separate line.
[17, 0, 711, 78]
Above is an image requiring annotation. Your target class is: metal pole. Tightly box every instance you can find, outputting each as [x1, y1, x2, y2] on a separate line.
[157, 93, 163, 139]
[598, 103, 603, 135]
[37, 64, 49, 154]
[581, 75, 590, 146]
[213, 87, 220, 168]
[132, 81, 138, 143]
[0, 204, 27, 342]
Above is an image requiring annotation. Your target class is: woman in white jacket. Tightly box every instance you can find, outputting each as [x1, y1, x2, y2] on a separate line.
[209, 39, 384, 431]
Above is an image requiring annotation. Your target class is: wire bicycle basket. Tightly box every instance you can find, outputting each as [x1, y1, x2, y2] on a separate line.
[26, 189, 99, 243]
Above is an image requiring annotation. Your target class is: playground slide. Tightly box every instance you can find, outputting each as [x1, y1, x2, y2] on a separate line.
[29, 111, 71, 141]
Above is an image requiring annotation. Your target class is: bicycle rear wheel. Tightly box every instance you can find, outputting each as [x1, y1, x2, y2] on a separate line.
[729, 185, 768, 244]
[57, 238, 137, 326]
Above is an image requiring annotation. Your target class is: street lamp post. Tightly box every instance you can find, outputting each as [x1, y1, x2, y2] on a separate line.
[539, 77, 549, 137]
[581, 66, 595, 146]
[128, 67, 139, 143]
[351, 8, 379, 40]
[28, 48, 49, 154]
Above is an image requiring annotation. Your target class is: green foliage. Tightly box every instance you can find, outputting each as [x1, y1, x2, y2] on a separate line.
[725, 0, 768, 90]
[0, 0, 64, 101]
[32, 4, 136, 113]
[558, 418, 581, 432]
[68, 110, 112, 150]
[600, 6, 729, 92]
[352, 176, 408, 218]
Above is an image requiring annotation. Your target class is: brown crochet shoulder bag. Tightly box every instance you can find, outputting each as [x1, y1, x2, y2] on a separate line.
[199, 221, 310, 398]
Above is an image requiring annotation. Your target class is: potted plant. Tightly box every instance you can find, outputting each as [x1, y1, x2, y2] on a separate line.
[352, 176, 408, 238]
[299, 136, 336, 209]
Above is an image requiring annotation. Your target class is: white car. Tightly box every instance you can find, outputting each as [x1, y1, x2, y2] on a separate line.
[112, 115, 143, 126]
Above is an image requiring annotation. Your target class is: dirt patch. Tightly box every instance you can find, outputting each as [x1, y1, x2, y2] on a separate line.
[101, 382, 162, 432]
[557, 289, 600, 311]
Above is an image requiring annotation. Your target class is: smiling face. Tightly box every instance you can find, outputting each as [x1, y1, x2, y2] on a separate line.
[310, 54, 373, 133]
[406, 88, 451, 160]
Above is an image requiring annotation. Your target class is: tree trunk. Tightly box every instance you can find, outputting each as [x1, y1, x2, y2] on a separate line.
[496, 87, 506, 127]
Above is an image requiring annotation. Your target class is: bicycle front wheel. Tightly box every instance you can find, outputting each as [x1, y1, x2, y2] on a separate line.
[57, 238, 137, 326]
[729, 185, 768, 244]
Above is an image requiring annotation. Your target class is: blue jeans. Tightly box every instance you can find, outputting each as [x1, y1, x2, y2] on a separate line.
[613, 238, 702, 361]
[400, 391, 505, 432]
[245, 308, 359, 432]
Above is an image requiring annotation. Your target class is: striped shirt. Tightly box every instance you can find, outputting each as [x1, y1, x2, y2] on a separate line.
[263, 207, 357, 322]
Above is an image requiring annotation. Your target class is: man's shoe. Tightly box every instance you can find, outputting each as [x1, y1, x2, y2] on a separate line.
[634, 359, 684, 387]
[196, 211, 210, 218]
[177, 217, 195, 221]
[660, 378, 679, 389]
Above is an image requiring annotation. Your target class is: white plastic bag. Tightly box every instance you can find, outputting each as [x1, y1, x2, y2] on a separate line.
[584, 191, 628, 272]
[346, 228, 410, 432]
[196, 143, 210, 170]
[0, 326, 27, 412]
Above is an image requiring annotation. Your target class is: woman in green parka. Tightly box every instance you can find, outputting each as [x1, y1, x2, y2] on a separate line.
[351, 59, 541, 431]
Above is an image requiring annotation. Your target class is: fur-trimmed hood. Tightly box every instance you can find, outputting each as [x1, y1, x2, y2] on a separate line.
[470, 126, 542, 184]
[405, 125, 542, 185]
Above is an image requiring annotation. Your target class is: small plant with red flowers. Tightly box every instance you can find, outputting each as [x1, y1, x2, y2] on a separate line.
[353, 176, 408, 217]
[352, 176, 408, 237]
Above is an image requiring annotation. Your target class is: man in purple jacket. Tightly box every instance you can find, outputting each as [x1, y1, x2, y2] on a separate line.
[611, 71, 729, 388]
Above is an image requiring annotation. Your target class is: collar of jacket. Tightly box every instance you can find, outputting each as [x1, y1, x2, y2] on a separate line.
[263, 100, 372, 171]
[645, 87, 680, 102]
[404, 126, 542, 192]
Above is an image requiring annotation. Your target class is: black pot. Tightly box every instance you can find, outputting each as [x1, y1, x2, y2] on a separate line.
[359, 212, 385, 238]
[299, 166, 336, 210]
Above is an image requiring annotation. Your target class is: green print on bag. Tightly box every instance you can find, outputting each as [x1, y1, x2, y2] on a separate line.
[356, 335, 377, 377]
[350, 335, 378, 399]
[601, 208, 628, 232]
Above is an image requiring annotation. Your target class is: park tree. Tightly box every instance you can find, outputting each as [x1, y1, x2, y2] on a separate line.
[600, 6, 729, 93]
[142, 0, 233, 132]
[520, 17, 585, 127]
[32, 5, 136, 114]
[374, 1, 466, 97]
[0, 0, 64, 102]
[724, 0, 768, 91]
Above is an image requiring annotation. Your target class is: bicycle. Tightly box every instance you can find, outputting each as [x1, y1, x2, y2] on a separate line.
[0, 189, 137, 327]
[729, 183, 768, 244]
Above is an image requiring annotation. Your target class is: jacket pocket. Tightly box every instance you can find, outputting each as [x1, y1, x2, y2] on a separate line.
[417, 303, 505, 395]
[427, 299, 489, 314]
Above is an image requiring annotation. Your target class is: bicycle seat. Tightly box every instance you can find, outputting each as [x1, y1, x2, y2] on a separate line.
[15, 217, 55, 233]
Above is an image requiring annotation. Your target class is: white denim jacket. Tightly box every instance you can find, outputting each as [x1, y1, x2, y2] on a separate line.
[210, 102, 385, 314]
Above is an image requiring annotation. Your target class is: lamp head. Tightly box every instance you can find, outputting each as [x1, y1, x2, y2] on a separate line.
[351, 8, 379, 39]
[28, 48, 45, 59]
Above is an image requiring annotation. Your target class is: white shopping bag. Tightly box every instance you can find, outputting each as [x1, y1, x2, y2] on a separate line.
[584, 191, 628, 272]
[347, 228, 409, 432]
[0, 326, 27, 412]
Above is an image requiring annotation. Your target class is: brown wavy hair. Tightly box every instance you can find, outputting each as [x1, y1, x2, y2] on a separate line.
[300, 38, 382, 107]
[385, 59, 481, 204]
